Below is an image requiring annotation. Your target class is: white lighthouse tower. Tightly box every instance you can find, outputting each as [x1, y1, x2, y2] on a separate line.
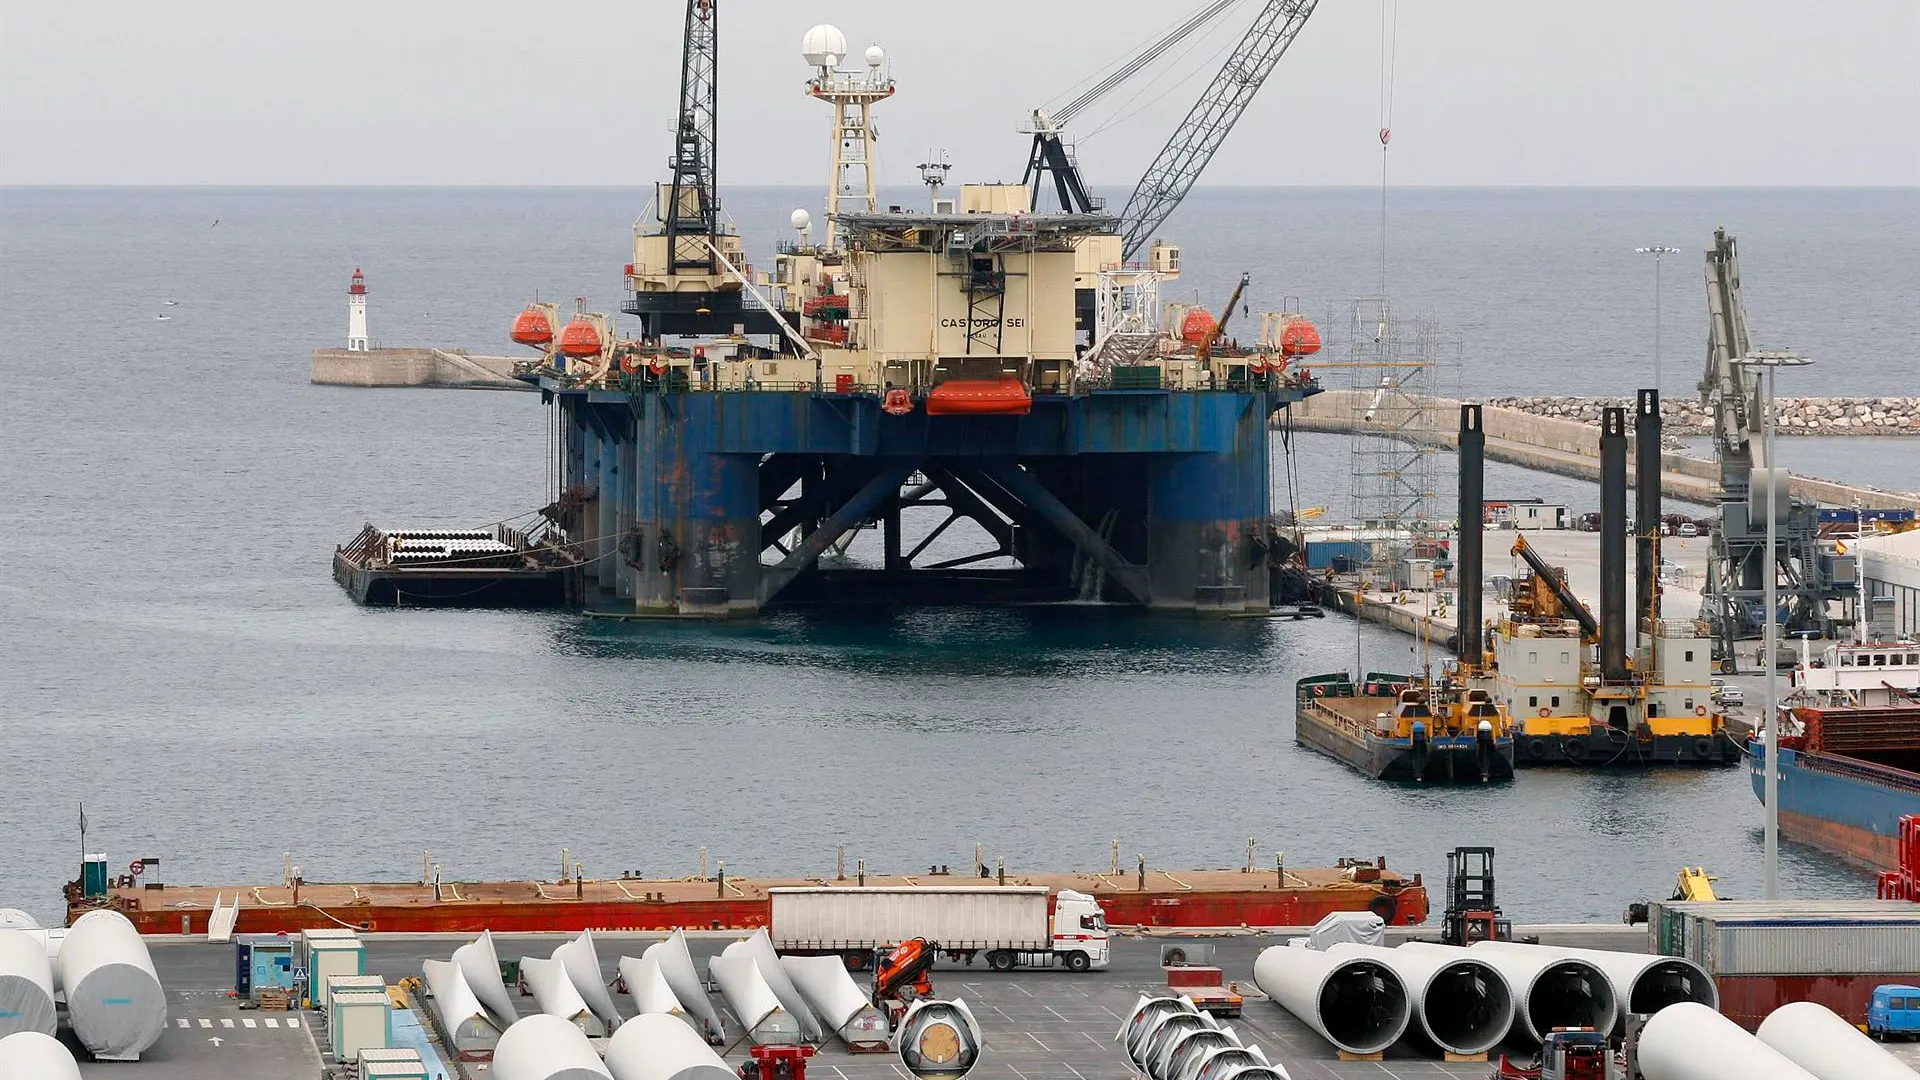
[346, 268, 369, 351]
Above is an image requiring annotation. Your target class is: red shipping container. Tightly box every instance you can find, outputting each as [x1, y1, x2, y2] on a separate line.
[834, 373, 854, 394]
[1165, 966, 1224, 988]
[1713, 972, 1920, 1031]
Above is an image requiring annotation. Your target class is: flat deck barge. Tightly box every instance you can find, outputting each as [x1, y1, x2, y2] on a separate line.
[74, 866, 1429, 936]
[333, 523, 577, 606]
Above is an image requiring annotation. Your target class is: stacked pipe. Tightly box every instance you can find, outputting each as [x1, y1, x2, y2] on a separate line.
[1326, 942, 1514, 1056]
[1600, 405, 1630, 688]
[1637, 1002, 1817, 1080]
[1399, 942, 1613, 1044]
[1469, 940, 1716, 1028]
[1755, 1001, 1918, 1080]
[57, 909, 166, 1061]
[1457, 403, 1485, 665]
[1251, 944, 1410, 1056]
[1636, 389, 1663, 632]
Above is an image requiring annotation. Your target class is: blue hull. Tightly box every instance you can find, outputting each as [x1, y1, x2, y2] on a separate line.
[1750, 743, 1920, 870]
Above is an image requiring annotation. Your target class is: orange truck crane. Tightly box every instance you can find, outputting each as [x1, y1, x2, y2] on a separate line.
[872, 937, 938, 1028]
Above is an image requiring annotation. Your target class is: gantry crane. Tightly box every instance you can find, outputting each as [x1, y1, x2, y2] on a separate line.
[1697, 228, 1843, 666]
[1022, 0, 1320, 260]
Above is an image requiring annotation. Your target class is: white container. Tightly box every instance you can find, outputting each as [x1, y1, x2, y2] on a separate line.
[0, 929, 57, 1037]
[769, 886, 1050, 951]
[1755, 1000, 1916, 1080]
[421, 958, 501, 1057]
[296, 927, 358, 973]
[0, 1030, 81, 1080]
[606, 1011, 736, 1080]
[306, 938, 365, 1007]
[493, 1013, 614, 1080]
[324, 973, 386, 1028]
[57, 909, 166, 1061]
[329, 989, 392, 1062]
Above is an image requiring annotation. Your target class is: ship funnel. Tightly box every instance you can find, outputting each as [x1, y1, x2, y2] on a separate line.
[894, 998, 982, 1080]
[1635, 389, 1663, 634]
[1252, 945, 1410, 1056]
[1599, 406, 1629, 686]
[1327, 943, 1514, 1056]
[1457, 404, 1486, 666]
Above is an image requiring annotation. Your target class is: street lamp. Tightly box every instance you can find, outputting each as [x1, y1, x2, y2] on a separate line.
[1731, 350, 1813, 900]
[1636, 246, 1680, 394]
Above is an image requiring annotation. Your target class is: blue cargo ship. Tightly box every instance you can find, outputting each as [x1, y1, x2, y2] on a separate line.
[1750, 641, 1920, 870]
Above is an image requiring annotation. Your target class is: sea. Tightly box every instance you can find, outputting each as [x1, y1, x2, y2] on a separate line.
[1, 186, 1915, 926]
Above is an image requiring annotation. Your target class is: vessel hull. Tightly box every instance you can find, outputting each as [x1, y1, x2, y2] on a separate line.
[1295, 712, 1515, 783]
[1751, 744, 1918, 871]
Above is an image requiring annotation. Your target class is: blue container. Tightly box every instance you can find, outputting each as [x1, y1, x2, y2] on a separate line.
[1306, 540, 1369, 570]
[234, 935, 297, 998]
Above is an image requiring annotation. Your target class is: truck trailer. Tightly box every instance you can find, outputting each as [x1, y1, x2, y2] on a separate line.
[768, 886, 1110, 972]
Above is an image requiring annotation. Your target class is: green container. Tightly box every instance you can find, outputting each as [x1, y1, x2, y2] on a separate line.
[82, 855, 109, 898]
[498, 958, 521, 987]
[1109, 366, 1161, 390]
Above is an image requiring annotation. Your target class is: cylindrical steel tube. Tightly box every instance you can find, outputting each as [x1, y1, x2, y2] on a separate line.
[0, 930, 57, 1038]
[1401, 941, 1612, 1044]
[1756, 1000, 1916, 1080]
[896, 998, 982, 1080]
[1471, 941, 1716, 1028]
[1252, 944, 1410, 1056]
[1327, 942, 1514, 1055]
[1638, 1001, 1817, 1080]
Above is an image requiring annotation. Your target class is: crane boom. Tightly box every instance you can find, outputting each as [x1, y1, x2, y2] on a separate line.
[1118, 0, 1318, 260]
[1195, 272, 1250, 362]
[665, 0, 720, 275]
[1510, 535, 1599, 641]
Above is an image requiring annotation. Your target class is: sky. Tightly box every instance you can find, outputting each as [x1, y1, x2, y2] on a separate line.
[0, 0, 1915, 187]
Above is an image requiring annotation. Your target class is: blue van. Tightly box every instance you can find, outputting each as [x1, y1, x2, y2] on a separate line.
[1869, 984, 1920, 1040]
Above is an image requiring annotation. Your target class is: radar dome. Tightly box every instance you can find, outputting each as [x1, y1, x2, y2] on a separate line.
[802, 25, 848, 68]
[790, 209, 812, 230]
[864, 45, 886, 68]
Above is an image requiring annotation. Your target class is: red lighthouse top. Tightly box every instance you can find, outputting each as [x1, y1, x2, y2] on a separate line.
[348, 268, 367, 296]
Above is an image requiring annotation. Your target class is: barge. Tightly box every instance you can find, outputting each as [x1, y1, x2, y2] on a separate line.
[67, 861, 1429, 936]
[333, 523, 577, 607]
[1296, 671, 1515, 783]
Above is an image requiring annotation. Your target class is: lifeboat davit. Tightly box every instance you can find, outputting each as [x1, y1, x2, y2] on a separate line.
[511, 306, 554, 347]
[1280, 317, 1321, 357]
[1180, 308, 1217, 346]
[557, 318, 603, 359]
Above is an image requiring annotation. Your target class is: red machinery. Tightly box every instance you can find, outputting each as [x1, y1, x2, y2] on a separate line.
[740, 1045, 815, 1080]
[1876, 814, 1920, 901]
[1490, 1029, 1611, 1080]
[873, 937, 938, 1027]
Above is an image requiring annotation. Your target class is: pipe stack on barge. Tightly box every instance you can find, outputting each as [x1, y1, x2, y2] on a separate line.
[333, 523, 581, 607]
[67, 860, 1428, 936]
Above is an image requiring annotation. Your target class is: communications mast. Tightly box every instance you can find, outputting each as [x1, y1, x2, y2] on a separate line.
[347, 268, 368, 352]
[803, 25, 894, 250]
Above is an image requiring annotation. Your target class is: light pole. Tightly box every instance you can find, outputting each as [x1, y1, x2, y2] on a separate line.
[1636, 246, 1679, 394]
[1732, 350, 1812, 899]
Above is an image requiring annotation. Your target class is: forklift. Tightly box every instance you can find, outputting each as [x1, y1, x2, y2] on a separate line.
[1442, 847, 1515, 946]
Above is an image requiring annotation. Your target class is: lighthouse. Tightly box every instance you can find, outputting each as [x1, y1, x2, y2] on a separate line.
[347, 268, 369, 351]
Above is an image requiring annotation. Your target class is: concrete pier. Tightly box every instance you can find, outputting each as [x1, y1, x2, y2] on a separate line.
[310, 348, 532, 391]
[1286, 390, 1920, 511]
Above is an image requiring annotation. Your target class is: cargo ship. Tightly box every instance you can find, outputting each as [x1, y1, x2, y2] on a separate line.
[66, 858, 1429, 936]
[1750, 639, 1920, 870]
[1295, 670, 1515, 783]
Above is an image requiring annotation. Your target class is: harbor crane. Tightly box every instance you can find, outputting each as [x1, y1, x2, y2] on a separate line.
[1697, 228, 1844, 668]
[1021, 0, 1320, 260]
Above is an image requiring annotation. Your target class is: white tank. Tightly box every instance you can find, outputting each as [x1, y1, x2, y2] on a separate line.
[57, 909, 165, 1060]
[0, 930, 57, 1037]
[1638, 1002, 1818, 1080]
[0, 910, 38, 931]
[801, 24, 848, 68]
[1756, 1000, 1917, 1080]
[493, 1013, 613, 1080]
[0, 1030, 81, 1080]
[606, 1011, 736, 1080]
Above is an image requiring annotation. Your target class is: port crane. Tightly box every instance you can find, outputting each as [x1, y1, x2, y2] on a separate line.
[1697, 228, 1844, 668]
[1022, 0, 1320, 260]
[1509, 534, 1599, 641]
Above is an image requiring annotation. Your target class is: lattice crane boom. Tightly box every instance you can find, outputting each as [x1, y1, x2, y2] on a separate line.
[665, 0, 720, 275]
[1117, 0, 1318, 261]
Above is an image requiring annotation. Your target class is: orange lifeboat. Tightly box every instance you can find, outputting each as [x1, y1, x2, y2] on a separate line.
[511, 306, 554, 347]
[924, 376, 1032, 417]
[1280, 317, 1322, 358]
[1180, 308, 1217, 346]
[557, 318, 603, 359]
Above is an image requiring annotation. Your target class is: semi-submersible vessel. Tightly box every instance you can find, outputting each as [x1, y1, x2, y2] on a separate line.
[334, 0, 1334, 618]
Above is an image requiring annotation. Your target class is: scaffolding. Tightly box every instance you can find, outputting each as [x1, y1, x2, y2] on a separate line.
[1334, 297, 1461, 584]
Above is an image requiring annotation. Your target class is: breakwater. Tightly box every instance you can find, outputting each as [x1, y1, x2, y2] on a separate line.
[1485, 396, 1920, 436]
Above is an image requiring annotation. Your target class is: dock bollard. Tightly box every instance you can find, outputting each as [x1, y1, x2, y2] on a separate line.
[1137, 855, 1146, 891]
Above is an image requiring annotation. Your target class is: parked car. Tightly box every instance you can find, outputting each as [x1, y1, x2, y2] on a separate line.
[1678, 522, 1698, 537]
[1869, 984, 1920, 1040]
[1714, 689, 1746, 708]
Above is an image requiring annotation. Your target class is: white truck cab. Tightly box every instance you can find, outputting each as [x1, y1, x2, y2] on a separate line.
[1050, 889, 1111, 970]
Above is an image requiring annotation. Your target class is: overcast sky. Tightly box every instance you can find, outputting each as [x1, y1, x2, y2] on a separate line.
[1, 0, 1915, 187]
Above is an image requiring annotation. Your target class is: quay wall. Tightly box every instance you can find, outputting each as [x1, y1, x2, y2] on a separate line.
[1285, 390, 1920, 511]
[311, 348, 531, 391]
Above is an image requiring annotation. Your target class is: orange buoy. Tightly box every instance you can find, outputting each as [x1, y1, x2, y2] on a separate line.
[1279, 317, 1321, 358]
[1179, 308, 1217, 346]
[511, 305, 554, 347]
[557, 318, 602, 359]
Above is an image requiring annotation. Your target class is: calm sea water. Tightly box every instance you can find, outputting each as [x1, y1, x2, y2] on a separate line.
[1, 187, 1913, 926]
